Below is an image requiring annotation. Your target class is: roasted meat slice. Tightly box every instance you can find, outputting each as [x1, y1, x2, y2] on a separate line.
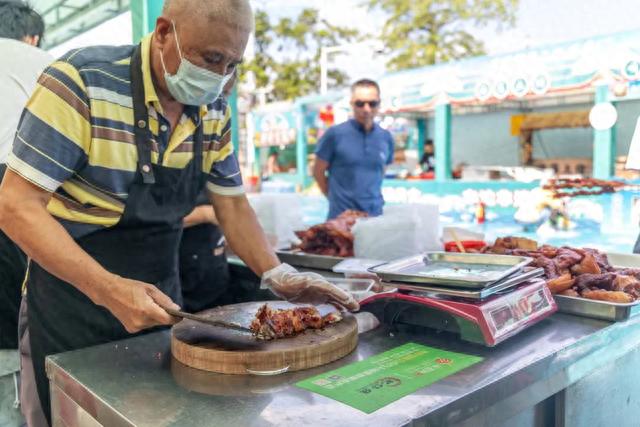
[571, 252, 601, 276]
[293, 210, 367, 257]
[554, 247, 584, 270]
[574, 273, 616, 291]
[250, 304, 343, 340]
[615, 268, 640, 280]
[532, 256, 560, 279]
[581, 289, 634, 304]
[546, 273, 575, 294]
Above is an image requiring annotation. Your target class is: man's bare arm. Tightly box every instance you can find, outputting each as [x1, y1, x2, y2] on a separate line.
[211, 192, 279, 275]
[0, 170, 178, 332]
[313, 157, 329, 197]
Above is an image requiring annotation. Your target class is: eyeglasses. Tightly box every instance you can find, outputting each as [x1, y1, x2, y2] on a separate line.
[354, 100, 380, 108]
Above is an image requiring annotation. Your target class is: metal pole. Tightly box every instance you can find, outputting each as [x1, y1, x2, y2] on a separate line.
[296, 104, 309, 188]
[320, 47, 328, 95]
[593, 84, 616, 179]
[130, 0, 164, 43]
[416, 118, 427, 163]
[229, 86, 240, 155]
[435, 103, 452, 181]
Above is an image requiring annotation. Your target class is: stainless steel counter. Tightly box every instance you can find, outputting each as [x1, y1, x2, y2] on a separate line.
[45, 309, 640, 427]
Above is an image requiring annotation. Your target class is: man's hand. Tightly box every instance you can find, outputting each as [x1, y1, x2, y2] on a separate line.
[262, 263, 359, 311]
[95, 276, 181, 333]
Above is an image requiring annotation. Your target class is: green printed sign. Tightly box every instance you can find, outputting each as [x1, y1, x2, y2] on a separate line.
[296, 342, 483, 414]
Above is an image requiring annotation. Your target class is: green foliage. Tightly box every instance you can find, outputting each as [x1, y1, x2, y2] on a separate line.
[366, 0, 518, 70]
[241, 8, 360, 101]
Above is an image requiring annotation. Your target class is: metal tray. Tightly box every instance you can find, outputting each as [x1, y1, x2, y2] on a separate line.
[276, 249, 345, 271]
[553, 252, 640, 321]
[396, 268, 545, 300]
[555, 295, 640, 321]
[369, 252, 533, 289]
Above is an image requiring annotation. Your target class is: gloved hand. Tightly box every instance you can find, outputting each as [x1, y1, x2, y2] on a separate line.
[261, 263, 359, 311]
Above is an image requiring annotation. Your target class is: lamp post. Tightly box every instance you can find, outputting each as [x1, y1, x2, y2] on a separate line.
[320, 41, 384, 95]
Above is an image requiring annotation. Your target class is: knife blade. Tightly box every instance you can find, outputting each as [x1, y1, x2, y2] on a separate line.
[164, 307, 254, 334]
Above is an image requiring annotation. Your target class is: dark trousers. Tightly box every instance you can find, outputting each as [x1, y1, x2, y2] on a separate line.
[0, 162, 27, 349]
[0, 229, 26, 348]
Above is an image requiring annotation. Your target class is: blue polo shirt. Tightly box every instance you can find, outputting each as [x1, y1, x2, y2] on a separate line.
[315, 119, 394, 219]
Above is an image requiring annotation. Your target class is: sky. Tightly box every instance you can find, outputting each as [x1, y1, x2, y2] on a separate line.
[49, 0, 640, 85]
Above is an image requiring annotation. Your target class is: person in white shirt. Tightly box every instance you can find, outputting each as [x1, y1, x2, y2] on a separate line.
[0, 0, 53, 163]
[0, 2, 52, 425]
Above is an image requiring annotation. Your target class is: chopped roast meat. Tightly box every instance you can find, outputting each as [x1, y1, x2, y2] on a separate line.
[543, 178, 625, 198]
[571, 252, 601, 276]
[559, 288, 579, 297]
[489, 236, 538, 254]
[581, 289, 634, 304]
[546, 273, 575, 294]
[250, 304, 343, 340]
[539, 245, 558, 259]
[294, 210, 367, 257]
[614, 268, 640, 280]
[532, 256, 560, 279]
[574, 273, 616, 291]
[554, 247, 583, 270]
[624, 283, 640, 300]
[613, 274, 640, 292]
[485, 237, 640, 301]
[582, 248, 614, 272]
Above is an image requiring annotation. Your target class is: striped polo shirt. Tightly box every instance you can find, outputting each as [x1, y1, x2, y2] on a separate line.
[7, 35, 243, 238]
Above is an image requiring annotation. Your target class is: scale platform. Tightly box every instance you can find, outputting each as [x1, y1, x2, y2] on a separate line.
[360, 279, 557, 347]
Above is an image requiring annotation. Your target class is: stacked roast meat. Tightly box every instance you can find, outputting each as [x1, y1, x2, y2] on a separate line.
[294, 210, 368, 257]
[542, 178, 625, 198]
[486, 237, 640, 303]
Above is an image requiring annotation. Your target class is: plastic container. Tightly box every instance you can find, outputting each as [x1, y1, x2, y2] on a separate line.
[326, 278, 376, 301]
[332, 258, 384, 279]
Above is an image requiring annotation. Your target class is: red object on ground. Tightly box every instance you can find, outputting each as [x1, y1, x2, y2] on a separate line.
[444, 240, 488, 253]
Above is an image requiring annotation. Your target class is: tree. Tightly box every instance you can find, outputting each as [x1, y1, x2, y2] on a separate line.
[366, 0, 519, 71]
[241, 9, 360, 101]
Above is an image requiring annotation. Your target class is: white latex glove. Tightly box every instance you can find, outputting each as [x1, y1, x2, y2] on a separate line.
[261, 263, 360, 311]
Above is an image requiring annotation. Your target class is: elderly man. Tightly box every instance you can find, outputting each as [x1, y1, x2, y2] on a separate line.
[0, 0, 357, 424]
[313, 79, 394, 219]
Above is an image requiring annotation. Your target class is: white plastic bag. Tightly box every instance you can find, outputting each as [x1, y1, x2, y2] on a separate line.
[248, 194, 304, 248]
[352, 203, 442, 261]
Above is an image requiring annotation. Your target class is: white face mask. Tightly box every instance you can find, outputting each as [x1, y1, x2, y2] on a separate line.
[160, 21, 232, 106]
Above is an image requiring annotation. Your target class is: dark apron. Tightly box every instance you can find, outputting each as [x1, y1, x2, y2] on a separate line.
[179, 208, 229, 312]
[26, 44, 206, 424]
[0, 164, 27, 349]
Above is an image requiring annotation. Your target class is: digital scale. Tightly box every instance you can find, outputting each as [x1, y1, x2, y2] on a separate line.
[359, 253, 558, 347]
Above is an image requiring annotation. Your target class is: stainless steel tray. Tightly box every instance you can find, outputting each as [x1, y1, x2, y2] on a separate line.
[553, 253, 640, 321]
[396, 268, 545, 300]
[555, 295, 640, 321]
[369, 252, 533, 289]
[276, 249, 345, 271]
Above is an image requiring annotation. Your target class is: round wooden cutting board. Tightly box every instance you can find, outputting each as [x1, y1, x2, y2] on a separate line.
[171, 301, 358, 375]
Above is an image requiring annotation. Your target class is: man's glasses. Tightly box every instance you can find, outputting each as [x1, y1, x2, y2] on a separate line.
[354, 100, 380, 108]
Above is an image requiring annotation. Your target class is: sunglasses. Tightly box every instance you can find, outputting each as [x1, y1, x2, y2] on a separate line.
[354, 100, 380, 108]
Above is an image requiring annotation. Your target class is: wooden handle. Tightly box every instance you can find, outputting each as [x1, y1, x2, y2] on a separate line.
[450, 230, 466, 253]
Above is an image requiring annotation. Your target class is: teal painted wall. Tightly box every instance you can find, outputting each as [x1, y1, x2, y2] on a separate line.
[423, 100, 640, 167]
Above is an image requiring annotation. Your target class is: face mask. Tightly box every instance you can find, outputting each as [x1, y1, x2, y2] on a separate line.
[160, 21, 232, 106]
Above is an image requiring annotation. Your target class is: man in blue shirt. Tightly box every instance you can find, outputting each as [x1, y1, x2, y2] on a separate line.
[313, 79, 394, 219]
